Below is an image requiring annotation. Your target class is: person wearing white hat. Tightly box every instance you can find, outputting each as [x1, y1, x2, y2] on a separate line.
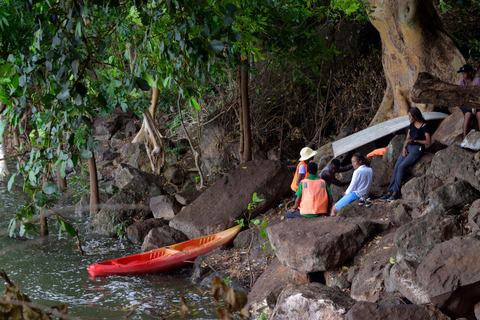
[290, 147, 317, 199]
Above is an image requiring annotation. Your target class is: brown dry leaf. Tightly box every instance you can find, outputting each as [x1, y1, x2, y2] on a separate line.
[216, 307, 230, 320]
[211, 277, 224, 305]
[224, 286, 248, 313]
[179, 296, 188, 318]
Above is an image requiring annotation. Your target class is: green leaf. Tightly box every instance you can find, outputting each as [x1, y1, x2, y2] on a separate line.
[389, 257, 395, 264]
[7, 173, 16, 191]
[260, 229, 267, 239]
[80, 150, 92, 160]
[191, 97, 201, 110]
[34, 192, 47, 207]
[97, 94, 107, 107]
[141, 72, 157, 88]
[209, 40, 224, 53]
[44, 181, 57, 195]
[61, 221, 76, 236]
[28, 170, 37, 185]
[223, 12, 235, 27]
[0, 119, 7, 138]
[135, 77, 150, 91]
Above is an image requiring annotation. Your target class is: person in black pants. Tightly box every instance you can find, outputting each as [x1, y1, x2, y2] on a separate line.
[379, 107, 431, 201]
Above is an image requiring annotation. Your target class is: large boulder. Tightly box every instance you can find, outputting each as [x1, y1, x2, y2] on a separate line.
[383, 134, 406, 166]
[89, 175, 156, 236]
[401, 174, 443, 207]
[266, 217, 375, 273]
[248, 258, 310, 319]
[141, 225, 189, 252]
[169, 160, 292, 239]
[385, 259, 430, 305]
[460, 129, 480, 151]
[394, 211, 462, 265]
[468, 199, 480, 231]
[426, 180, 479, 213]
[114, 163, 163, 194]
[427, 144, 480, 191]
[345, 301, 450, 320]
[431, 108, 463, 147]
[417, 236, 480, 319]
[126, 218, 168, 244]
[350, 231, 397, 302]
[200, 121, 237, 174]
[149, 195, 182, 220]
[271, 282, 356, 320]
[118, 142, 151, 173]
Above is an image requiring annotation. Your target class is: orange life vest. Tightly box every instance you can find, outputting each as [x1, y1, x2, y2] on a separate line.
[299, 179, 329, 215]
[367, 147, 387, 158]
[291, 161, 308, 192]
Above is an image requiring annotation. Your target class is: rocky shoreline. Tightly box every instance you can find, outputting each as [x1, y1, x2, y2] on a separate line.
[82, 110, 480, 319]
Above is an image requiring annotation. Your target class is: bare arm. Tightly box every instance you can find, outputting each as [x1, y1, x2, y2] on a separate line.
[321, 171, 350, 187]
[337, 164, 353, 173]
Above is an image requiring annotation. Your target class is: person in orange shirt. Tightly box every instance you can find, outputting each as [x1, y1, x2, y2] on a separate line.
[290, 147, 317, 199]
[286, 162, 332, 218]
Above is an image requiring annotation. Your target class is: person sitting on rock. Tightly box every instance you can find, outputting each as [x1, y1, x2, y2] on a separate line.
[319, 158, 353, 187]
[378, 107, 431, 201]
[290, 147, 317, 199]
[457, 64, 480, 138]
[286, 162, 332, 218]
[330, 153, 372, 217]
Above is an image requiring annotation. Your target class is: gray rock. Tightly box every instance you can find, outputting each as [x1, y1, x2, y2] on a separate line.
[427, 144, 479, 191]
[345, 301, 450, 320]
[394, 211, 462, 265]
[163, 167, 183, 185]
[350, 231, 397, 302]
[126, 218, 168, 244]
[248, 258, 310, 319]
[431, 108, 463, 147]
[267, 217, 375, 273]
[468, 199, 480, 231]
[271, 282, 356, 320]
[401, 174, 443, 207]
[110, 131, 126, 148]
[98, 147, 119, 162]
[417, 236, 480, 319]
[149, 195, 182, 220]
[141, 225, 189, 252]
[124, 121, 138, 137]
[393, 203, 412, 227]
[385, 259, 430, 305]
[75, 192, 111, 216]
[200, 122, 236, 174]
[114, 163, 162, 193]
[118, 142, 151, 173]
[169, 160, 292, 239]
[461, 130, 480, 151]
[426, 180, 479, 212]
[325, 270, 350, 290]
[383, 135, 406, 166]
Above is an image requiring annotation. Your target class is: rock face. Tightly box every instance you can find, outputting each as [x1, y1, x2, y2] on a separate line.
[417, 236, 480, 319]
[383, 134, 406, 166]
[401, 174, 443, 207]
[267, 217, 375, 273]
[385, 259, 430, 305]
[89, 168, 160, 236]
[468, 199, 480, 231]
[200, 122, 237, 174]
[169, 160, 292, 239]
[426, 180, 479, 212]
[126, 218, 168, 244]
[149, 195, 182, 220]
[461, 129, 480, 151]
[431, 108, 463, 147]
[345, 301, 449, 320]
[141, 226, 189, 252]
[427, 144, 479, 191]
[248, 258, 310, 318]
[350, 231, 397, 302]
[118, 142, 151, 173]
[394, 211, 462, 265]
[271, 282, 356, 320]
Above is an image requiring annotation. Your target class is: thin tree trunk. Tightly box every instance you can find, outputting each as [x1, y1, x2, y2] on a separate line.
[89, 115, 100, 215]
[241, 59, 252, 162]
[40, 207, 48, 237]
[0, 112, 10, 181]
[237, 66, 244, 161]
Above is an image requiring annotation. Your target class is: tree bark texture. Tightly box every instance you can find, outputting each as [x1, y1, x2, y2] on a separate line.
[88, 153, 100, 215]
[241, 59, 252, 162]
[368, 0, 465, 124]
[0, 113, 10, 181]
[412, 72, 480, 109]
[141, 87, 165, 175]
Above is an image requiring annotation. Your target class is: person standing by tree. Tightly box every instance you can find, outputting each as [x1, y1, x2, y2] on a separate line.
[290, 147, 316, 199]
[379, 107, 431, 201]
[457, 64, 480, 138]
[286, 162, 332, 218]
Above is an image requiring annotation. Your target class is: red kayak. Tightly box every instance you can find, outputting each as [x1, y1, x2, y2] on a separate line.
[87, 225, 242, 277]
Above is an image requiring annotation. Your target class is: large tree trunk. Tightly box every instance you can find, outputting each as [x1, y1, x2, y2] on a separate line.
[412, 72, 480, 109]
[368, 0, 465, 124]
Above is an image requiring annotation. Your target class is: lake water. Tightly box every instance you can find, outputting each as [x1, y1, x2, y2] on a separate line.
[0, 166, 220, 319]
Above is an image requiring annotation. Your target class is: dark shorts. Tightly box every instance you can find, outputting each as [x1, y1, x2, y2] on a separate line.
[460, 107, 475, 115]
